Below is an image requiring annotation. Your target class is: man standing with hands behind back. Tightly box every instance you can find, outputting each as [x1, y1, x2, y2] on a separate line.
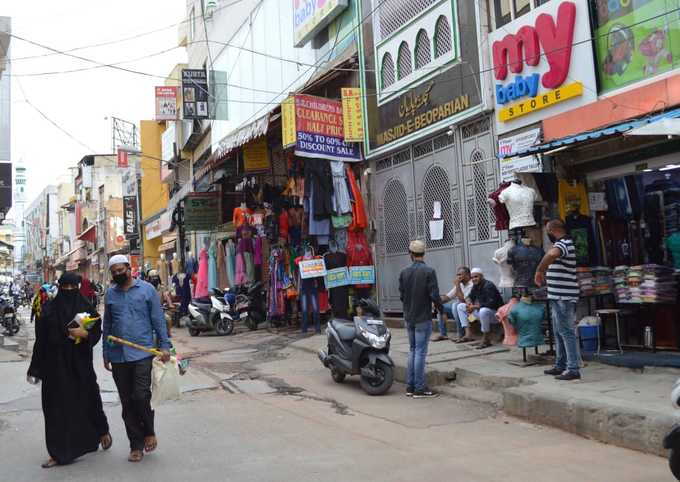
[103, 255, 172, 463]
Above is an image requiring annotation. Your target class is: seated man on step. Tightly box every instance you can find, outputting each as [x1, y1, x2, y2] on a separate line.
[456, 268, 504, 349]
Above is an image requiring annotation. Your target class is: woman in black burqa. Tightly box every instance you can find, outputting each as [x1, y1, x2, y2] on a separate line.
[27, 272, 112, 468]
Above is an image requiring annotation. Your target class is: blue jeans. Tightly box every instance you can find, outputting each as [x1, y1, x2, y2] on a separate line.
[438, 301, 464, 336]
[300, 288, 320, 333]
[550, 300, 580, 373]
[406, 321, 432, 391]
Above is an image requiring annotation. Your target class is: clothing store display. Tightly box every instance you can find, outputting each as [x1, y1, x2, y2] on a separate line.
[495, 297, 519, 346]
[324, 250, 349, 319]
[643, 193, 664, 264]
[278, 210, 290, 240]
[565, 213, 596, 266]
[346, 230, 373, 289]
[330, 161, 352, 214]
[157, 257, 169, 288]
[306, 183, 331, 237]
[517, 173, 543, 202]
[233, 206, 254, 228]
[488, 182, 511, 230]
[184, 253, 198, 275]
[347, 166, 368, 231]
[558, 179, 590, 220]
[171, 254, 180, 276]
[667, 233, 680, 269]
[498, 182, 537, 230]
[507, 241, 544, 288]
[615, 264, 676, 303]
[531, 173, 558, 203]
[605, 178, 633, 220]
[492, 240, 515, 288]
[225, 240, 236, 287]
[194, 249, 210, 299]
[173, 273, 191, 315]
[305, 160, 333, 219]
[217, 240, 228, 288]
[208, 242, 218, 291]
[577, 267, 612, 296]
[509, 300, 545, 348]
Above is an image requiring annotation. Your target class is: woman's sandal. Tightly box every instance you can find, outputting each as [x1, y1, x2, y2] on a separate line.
[475, 341, 493, 350]
[128, 450, 144, 463]
[100, 433, 113, 450]
[454, 337, 474, 344]
[41, 458, 59, 469]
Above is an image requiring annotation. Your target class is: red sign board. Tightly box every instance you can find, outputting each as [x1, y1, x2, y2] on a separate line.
[117, 149, 129, 168]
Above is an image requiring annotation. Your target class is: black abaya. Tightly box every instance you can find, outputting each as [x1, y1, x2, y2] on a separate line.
[27, 287, 109, 465]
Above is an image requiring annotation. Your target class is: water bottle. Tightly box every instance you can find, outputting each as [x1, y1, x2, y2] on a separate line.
[644, 326, 653, 349]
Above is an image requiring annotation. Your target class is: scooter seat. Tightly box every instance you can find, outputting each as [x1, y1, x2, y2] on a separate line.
[331, 320, 356, 341]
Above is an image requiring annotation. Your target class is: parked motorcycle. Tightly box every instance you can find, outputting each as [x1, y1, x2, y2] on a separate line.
[222, 282, 267, 331]
[186, 290, 234, 337]
[318, 299, 394, 396]
[664, 380, 680, 479]
[1, 295, 19, 336]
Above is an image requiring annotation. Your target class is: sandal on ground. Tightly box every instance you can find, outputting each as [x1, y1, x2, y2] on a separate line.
[41, 458, 59, 469]
[100, 433, 113, 450]
[454, 337, 474, 344]
[128, 450, 144, 463]
[475, 341, 493, 350]
[144, 435, 157, 453]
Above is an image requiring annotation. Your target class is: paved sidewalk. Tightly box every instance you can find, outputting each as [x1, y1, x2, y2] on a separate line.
[290, 327, 680, 457]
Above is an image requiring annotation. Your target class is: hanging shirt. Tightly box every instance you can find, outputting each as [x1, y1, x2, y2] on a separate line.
[233, 207, 254, 228]
[565, 214, 596, 266]
[558, 179, 590, 220]
[498, 183, 537, 230]
[488, 182, 511, 231]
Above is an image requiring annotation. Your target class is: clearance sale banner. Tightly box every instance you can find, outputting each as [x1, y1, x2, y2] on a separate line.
[293, 94, 361, 162]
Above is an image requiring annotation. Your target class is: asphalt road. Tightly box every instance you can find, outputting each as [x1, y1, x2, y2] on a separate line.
[0, 318, 674, 482]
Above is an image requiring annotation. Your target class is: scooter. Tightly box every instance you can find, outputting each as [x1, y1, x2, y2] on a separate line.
[224, 282, 267, 331]
[318, 299, 394, 396]
[186, 290, 234, 337]
[1, 295, 18, 336]
[664, 380, 680, 479]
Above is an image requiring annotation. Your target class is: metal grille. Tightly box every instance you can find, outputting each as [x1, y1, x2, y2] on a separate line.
[377, 0, 439, 41]
[413, 139, 433, 158]
[433, 133, 454, 151]
[381, 53, 395, 88]
[271, 151, 286, 177]
[462, 118, 491, 139]
[393, 148, 411, 166]
[434, 16, 452, 58]
[414, 29, 431, 69]
[451, 200, 462, 232]
[472, 151, 490, 241]
[384, 179, 410, 254]
[376, 157, 392, 171]
[423, 166, 454, 248]
[397, 42, 412, 80]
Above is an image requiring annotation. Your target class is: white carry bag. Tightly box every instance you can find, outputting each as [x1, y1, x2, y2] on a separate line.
[151, 357, 181, 408]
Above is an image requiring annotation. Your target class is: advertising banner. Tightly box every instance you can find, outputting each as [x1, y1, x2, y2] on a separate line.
[498, 128, 542, 181]
[294, 95, 361, 162]
[299, 258, 327, 279]
[243, 137, 271, 173]
[184, 192, 220, 231]
[117, 149, 129, 168]
[341, 88, 365, 142]
[281, 97, 297, 148]
[488, 0, 597, 134]
[349, 266, 375, 285]
[293, 0, 348, 47]
[182, 69, 210, 120]
[594, 0, 680, 93]
[123, 196, 138, 238]
[155, 86, 178, 121]
[324, 267, 350, 288]
[106, 198, 126, 253]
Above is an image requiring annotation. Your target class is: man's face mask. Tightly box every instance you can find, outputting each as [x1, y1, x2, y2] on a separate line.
[111, 267, 129, 285]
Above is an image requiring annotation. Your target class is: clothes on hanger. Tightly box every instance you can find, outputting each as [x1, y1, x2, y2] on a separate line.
[233, 206, 254, 228]
[225, 239, 236, 286]
[208, 241, 218, 291]
[304, 159, 333, 219]
[558, 179, 590, 220]
[194, 248, 210, 298]
[488, 182, 511, 231]
[347, 166, 368, 231]
[217, 240, 228, 288]
[565, 213, 597, 266]
[330, 161, 352, 214]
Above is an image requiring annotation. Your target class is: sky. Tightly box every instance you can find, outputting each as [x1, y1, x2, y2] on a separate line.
[4, 0, 187, 214]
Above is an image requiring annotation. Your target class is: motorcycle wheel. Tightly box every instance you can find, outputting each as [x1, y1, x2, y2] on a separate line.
[360, 361, 394, 396]
[331, 369, 346, 383]
[188, 327, 201, 337]
[670, 448, 680, 480]
[245, 317, 258, 331]
[215, 317, 234, 336]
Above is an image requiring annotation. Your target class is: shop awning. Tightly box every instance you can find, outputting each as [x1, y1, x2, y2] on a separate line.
[158, 240, 177, 252]
[624, 118, 680, 137]
[508, 107, 680, 159]
[213, 112, 271, 162]
[77, 225, 96, 243]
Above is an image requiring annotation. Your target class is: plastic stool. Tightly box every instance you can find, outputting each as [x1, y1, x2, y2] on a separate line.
[595, 309, 623, 355]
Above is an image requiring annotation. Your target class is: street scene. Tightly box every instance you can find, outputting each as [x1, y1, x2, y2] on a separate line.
[2, 0, 680, 480]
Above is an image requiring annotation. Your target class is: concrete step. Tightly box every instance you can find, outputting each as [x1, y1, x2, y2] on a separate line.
[440, 384, 503, 409]
[1, 337, 19, 352]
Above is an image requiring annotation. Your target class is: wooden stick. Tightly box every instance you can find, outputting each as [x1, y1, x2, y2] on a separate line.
[107, 335, 164, 357]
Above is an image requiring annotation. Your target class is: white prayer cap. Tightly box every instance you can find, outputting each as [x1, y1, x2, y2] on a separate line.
[471, 267, 483, 275]
[108, 254, 130, 269]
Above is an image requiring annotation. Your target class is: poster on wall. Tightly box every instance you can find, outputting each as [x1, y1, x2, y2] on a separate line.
[293, 95, 361, 162]
[341, 88, 365, 142]
[184, 192, 220, 231]
[594, 0, 680, 92]
[182, 69, 210, 120]
[155, 86, 178, 121]
[281, 97, 297, 147]
[243, 137, 271, 173]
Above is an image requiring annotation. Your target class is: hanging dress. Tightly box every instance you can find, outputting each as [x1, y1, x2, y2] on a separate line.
[208, 242, 218, 292]
[217, 240, 229, 289]
[194, 248, 210, 299]
[225, 240, 236, 287]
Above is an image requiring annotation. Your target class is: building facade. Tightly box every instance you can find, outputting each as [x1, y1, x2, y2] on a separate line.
[0, 17, 12, 222]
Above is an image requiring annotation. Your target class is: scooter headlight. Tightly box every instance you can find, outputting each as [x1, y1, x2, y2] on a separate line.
[360, 328, 390, 349]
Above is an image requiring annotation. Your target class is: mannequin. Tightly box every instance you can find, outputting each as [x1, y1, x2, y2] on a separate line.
[507, 238, 544, 288]
[158, 253, 169, 287]
[171, 252, 180, 276]
[509, 295, 545, 348]
[233, 202, 254, 228]
[492, 240, 515, 288]
[324, 240, 349, 319]
[498, 181, 538, 230]
[295, 246, 321, 334]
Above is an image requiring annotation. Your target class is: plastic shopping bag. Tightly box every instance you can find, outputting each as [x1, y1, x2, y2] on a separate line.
[151, 357, 181, 408]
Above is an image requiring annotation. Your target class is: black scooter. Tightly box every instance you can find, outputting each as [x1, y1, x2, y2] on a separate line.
[318, 299, 394, 395]
[228, 282, 267, 331]
[664, 379, 680, 480]
[1, 296, 18, 336]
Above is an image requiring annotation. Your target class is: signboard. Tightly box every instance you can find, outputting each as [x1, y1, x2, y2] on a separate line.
[0, 162, 11, 211]
[117, 149, 128, 168]
[299, 258, 327, 279]
[324, 266, 350, 288]
[155, 86, 178, 121]
[161, 122, 175, 181]
[123, 196, 138, 238]
[349, 266, 375, 285]
[243, 137, 271, 173]
[293, 95, 361, 162]
[282, 97, 297, 148]
[341, 88, 365, 142]
[105, 198, 126, 253]
[145, 211, 171, 240]
[594, 0, 680, 93]
[293, 0, 348, 47]
[121, 170, 137, 197]
[498, 128, 542, 181]
[489, 0, 597, 134]
[184, 192, 220, 231]
[182, 69, 209, 120]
